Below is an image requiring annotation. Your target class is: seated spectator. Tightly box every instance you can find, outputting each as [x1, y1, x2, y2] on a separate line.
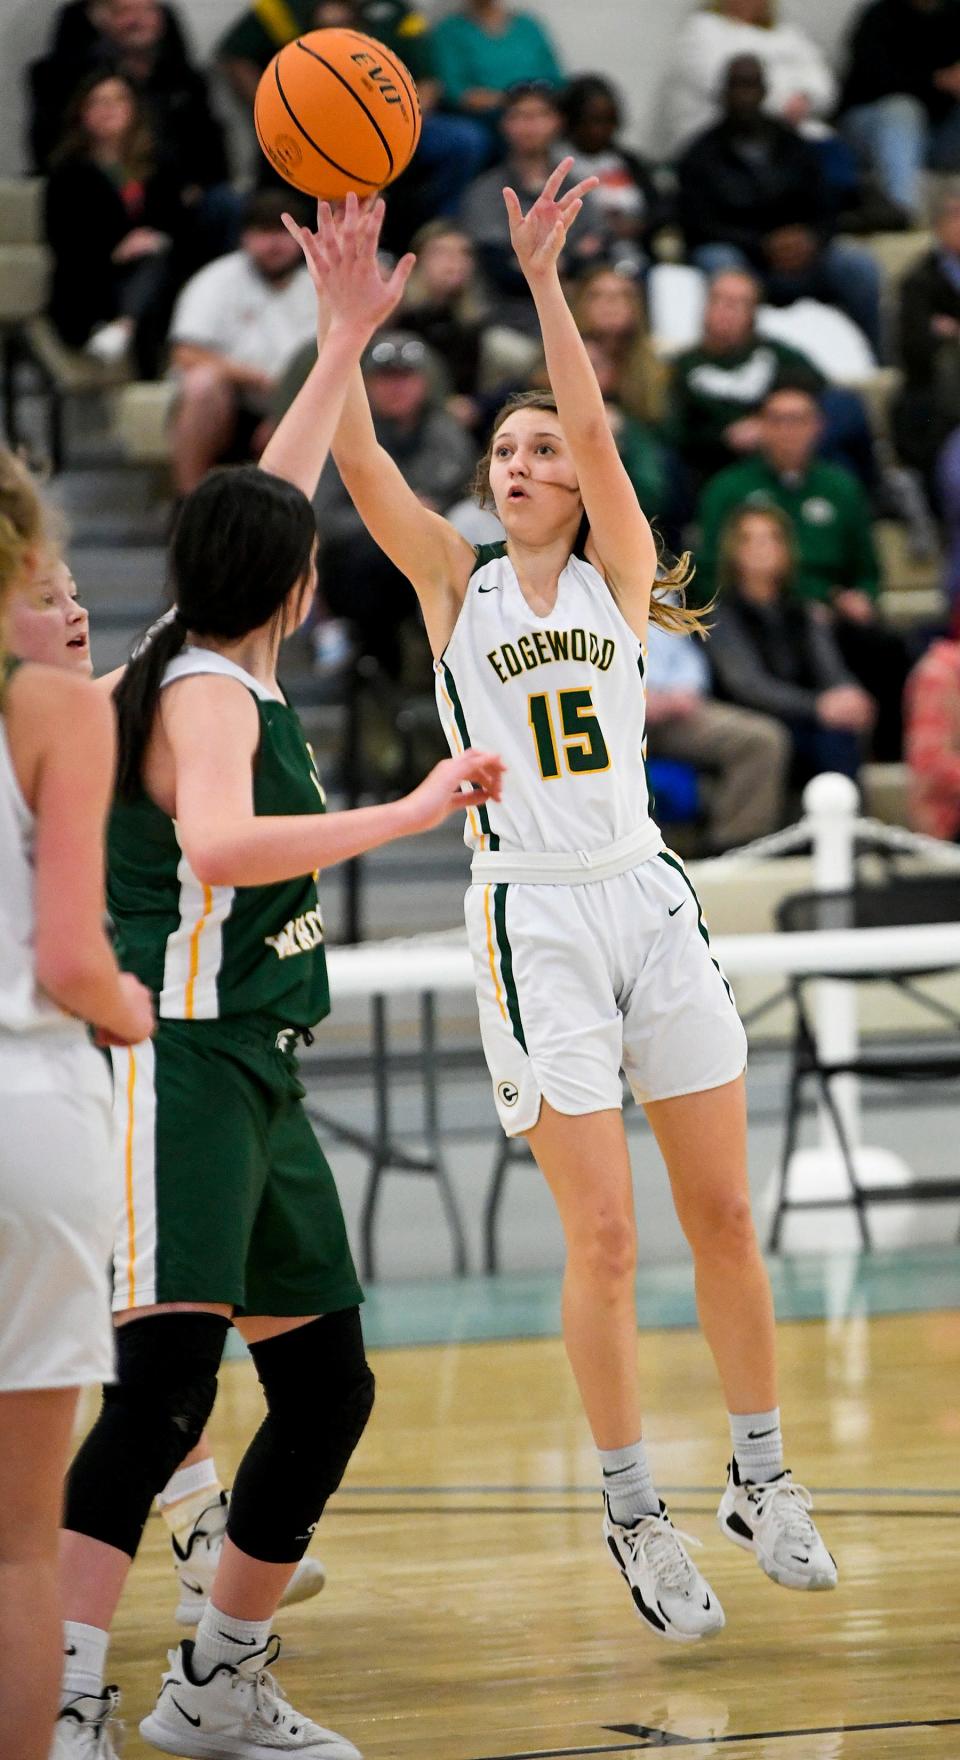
[432, 0, 563, 124]
[839, 0, 960, 220]
[561, 74, 668, 276]
[306, 330, 478, 678]
[166, 190, 316, 494]
[400, 222, 487, 421]
[569, 267, 665, 425]
[47, 0, 188, 65]
[44, 70, 184, 376]
[31, 0, 230, 205]
[645, 616, 790, 852]
[709, 505, 875, 787]
[665, 269, 876, 488]
[697, 382, 909, 756]
[667, 0, 838, 156]
[460, 83, 605, 336]
[893, 182, 960, 495]
[217, 0, 488, 220]
[677, 55, 882, 353]
[904, 625, 960, 838]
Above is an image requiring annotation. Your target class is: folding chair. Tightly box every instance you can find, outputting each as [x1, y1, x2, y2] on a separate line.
[769, 872, 960, 1251]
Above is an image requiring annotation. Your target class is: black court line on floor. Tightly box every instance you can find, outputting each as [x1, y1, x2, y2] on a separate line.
[469, 1715, 960, 1759]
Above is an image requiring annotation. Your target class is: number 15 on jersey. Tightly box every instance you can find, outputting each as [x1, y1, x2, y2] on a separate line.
[528, 687, 611, 780]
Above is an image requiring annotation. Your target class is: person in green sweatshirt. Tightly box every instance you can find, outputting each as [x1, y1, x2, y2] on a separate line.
[432, 0, 563, 120]
[695, 380, 909, 756]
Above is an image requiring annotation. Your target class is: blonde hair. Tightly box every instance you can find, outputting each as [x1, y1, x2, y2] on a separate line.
[473, 392, 709, 636]
[0, 449, 51, 698]
[402, 220, 488, 326]
[570, 269, 666, 426]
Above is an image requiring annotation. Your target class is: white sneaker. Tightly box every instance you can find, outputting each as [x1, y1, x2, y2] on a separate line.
[84, 320, 132, 367]
[140, 1637, 361, 1758]
[718, 1459, 838, 1590]
[603, 1496, 725, 1643]
[173, 1493, 326, 1625]
[50, 1688, 122, 1758]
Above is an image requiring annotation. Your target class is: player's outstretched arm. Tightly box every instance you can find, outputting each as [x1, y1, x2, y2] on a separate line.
[261, 192, 413, 501]
[284, 198, 475, 656]
[504, 160, 658, 624]
[165, 675, 504, 887]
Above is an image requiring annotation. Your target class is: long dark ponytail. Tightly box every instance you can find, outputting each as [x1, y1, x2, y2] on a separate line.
[113, 466, 317, 799]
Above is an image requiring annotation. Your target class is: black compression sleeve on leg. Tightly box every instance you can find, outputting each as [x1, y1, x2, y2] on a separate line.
[64, 1312, 229, 1558]
[227, 1308, 374, 1565]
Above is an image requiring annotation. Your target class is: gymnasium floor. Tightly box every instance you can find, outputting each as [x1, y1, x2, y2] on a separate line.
[99, 1251, 960, 1760]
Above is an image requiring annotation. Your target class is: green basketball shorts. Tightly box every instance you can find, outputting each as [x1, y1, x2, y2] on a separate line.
[109, 1015, 362, 1317]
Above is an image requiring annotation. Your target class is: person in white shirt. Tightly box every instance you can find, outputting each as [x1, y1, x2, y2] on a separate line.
[666, 0, 837, 155]
[644, 616, 789, 852]
[167, 190, 318, 495]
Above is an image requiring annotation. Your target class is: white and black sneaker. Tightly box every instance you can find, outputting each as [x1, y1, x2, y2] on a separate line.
[718, 1459, 838, 1590]
[50, 1687, 122, 1758]
[173, 1493, 326, 1625]
[603, 1496, 725, 1643]
[140, 1636, 361, 1758]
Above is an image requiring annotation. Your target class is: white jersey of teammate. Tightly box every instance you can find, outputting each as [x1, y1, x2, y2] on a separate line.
[0, 670, 114, 1391]
[435, 540, 663, 877]
[0, 696, 83, 1039]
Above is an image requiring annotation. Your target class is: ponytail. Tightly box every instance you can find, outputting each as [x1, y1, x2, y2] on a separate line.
[112, 614, 187, 800]
[0, 449, 53, 706]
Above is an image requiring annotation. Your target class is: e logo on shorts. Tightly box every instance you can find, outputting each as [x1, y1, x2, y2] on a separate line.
[498, 1080, 519, 1108]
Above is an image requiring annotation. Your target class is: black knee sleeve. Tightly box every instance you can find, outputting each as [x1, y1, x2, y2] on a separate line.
[228, 1308, 374, 1564]
[64, 1312, 229, 1558]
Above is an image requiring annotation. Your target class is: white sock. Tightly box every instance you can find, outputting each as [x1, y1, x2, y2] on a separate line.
[192, 1603, 273, 1678]
[61, 1621, 109, 1704]
[729, 1407, 784, 1483]
[157, 1456, 221, 1511]
[598, 1439, 661, 1524]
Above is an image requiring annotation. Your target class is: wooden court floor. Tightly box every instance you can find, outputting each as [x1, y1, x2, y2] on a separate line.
[102, 1308, 960, 1760]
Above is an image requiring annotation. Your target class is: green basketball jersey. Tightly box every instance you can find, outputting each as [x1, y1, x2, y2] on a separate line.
[108, 651, 329, 1028]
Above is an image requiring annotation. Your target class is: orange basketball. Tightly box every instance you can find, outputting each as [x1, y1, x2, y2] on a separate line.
[254, 27, 422, 201]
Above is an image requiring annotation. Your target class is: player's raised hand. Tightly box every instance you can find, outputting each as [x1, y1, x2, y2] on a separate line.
[281, 193, 415, 344]
[503, 157, 599, 283]
[400, 748, 506, 834]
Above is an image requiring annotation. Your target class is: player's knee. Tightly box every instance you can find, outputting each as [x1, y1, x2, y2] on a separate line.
[689, 1191, 757, 1261]
[64, 1312, 228, 1557]
[576, 1209, 637, 1287]
[228, 1310, 374, 1564]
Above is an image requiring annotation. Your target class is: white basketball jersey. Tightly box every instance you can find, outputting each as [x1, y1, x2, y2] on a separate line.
[436, 542, 660, 860]
[0, 683, 79, 1038]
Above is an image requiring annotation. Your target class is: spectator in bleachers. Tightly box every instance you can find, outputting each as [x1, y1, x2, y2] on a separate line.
[894, 183, 960, 495]
[709, 505, 875, 787]
[665, 269, 876, 489]
[166, 189, 316, 494]
[677, 55, 883, 353]
[904, 624, 960, 837]
[666, 0, 837, 156]
[399, 222, 487, 425]
[44, 70, 184, 375]
[560, 75, 668, 277]
[568, 267, 665, 426]
[645, 616, 790, 852]
[696, 381, 909, 757]
[308, 330, 477, 678]
[432, 0, 563, 124]
[838, 0, 960, 219]
[217, 0, 488, 220]
[47, 0, 188, 66]
[31, 0, 230, 197]
[460, 82, 605, 336]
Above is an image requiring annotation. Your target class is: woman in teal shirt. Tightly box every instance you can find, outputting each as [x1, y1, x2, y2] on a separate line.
[433, 0, 564, 117]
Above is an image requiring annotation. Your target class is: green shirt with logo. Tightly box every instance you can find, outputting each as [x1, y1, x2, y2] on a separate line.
[694, 456, 881, 607]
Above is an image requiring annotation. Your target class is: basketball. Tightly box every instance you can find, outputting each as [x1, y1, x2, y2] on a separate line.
[254, 27, 422, 202]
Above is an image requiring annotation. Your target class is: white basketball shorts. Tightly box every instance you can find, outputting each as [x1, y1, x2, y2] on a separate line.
[464, 850, 748, 1136]
[0, 1035, 116, 1391]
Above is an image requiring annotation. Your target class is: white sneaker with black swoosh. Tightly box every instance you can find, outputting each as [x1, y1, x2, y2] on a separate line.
[718, 1459, 838, 1589]
[50, 1688, 122, 1758]
[139, 1637, 361, 1758]
[603, 1496, 725, 1642]
[172, 1493, 325, 1625]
